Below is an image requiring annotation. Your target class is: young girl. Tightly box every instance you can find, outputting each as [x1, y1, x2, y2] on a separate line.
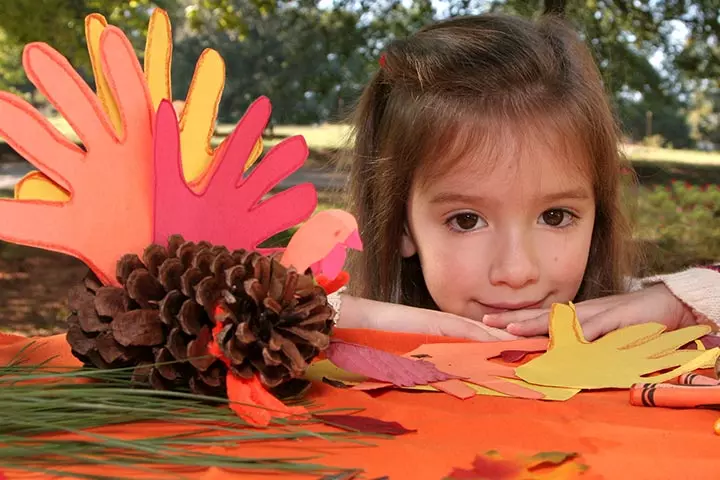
[331, 13, 720, 342]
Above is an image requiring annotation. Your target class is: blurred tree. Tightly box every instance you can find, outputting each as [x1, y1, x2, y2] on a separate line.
[0, 0, 178, 74]
[174, 0, 435, 124]
[0, 29, 28, 98]
[687, 82, 720, 147]
[0, 0, 715, 142]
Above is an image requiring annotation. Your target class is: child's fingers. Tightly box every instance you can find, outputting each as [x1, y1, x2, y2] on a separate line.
[505, 315, 550, 337]
[415, 315, 519, 342]
[576, 312, 622, 342]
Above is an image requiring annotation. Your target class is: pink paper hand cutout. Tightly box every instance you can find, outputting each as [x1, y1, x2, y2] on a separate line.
[0, 27, 154, 286]
[152, 97, 317, 250]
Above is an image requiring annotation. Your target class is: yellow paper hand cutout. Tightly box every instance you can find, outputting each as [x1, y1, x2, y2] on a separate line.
[14, 8, 263, 203]
[515, 303, 720, 389]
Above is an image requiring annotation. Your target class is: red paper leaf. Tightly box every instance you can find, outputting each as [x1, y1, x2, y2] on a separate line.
[316, 271, 350, 295]
[699, 335, 720, 349]
[499, 350, 531, 362]
[314, 414, 416, 436]
[326, 339, 458, 387]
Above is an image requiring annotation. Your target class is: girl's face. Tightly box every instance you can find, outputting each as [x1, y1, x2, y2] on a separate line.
[402, 129, 595, 322]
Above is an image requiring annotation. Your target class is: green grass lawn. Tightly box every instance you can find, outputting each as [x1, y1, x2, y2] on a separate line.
[16, 116, 720, 166]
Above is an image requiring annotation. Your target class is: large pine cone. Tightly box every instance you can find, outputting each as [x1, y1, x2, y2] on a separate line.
[66, 235, 335, 396]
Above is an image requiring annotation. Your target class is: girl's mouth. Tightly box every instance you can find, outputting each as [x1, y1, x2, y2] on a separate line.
[478, 299, 546, 314]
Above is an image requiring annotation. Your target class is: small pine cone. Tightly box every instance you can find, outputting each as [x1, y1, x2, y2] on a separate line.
[66, 235, 335, 396]
[212, 253, 335, 388]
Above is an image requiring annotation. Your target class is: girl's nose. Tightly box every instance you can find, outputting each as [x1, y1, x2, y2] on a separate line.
[488, 232, 540, 289]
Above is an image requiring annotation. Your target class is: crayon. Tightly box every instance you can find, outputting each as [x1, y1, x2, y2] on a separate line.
[678, 373, 720, 386]
[630, 383, 720, 409]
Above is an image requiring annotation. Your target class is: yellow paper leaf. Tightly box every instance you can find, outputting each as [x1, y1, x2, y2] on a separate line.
[515, 303, 720, 389]
[304, 359, 368, 384]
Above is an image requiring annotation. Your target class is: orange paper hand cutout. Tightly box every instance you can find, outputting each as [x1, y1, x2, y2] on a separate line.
[403, 339, 550, 399]
[0, 27, 154, 286]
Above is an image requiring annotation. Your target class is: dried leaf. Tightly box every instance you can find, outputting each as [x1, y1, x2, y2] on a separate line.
[326, 339, 457, 387]
[446, 454, 521, 479]
[445, 451, 588, 480]
[526, 452, 578, 470]
[314, 414, 416, 436]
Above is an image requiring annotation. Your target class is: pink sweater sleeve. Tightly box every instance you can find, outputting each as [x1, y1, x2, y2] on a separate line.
[640, 264, 720, 329]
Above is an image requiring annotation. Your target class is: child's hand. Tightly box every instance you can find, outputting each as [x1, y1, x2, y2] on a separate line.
[482, 284, 699, 341]
[338, 295, 519, 342]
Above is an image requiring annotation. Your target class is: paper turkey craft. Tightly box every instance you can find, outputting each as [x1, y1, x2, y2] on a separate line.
[0, 8, 362, 426]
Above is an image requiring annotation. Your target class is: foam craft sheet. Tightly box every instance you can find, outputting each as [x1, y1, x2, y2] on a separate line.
[152, 98, 317, 251]
[515, 303, 720, 389]
[0, 27, 154, 286]
[281, 209, 363, 278]
[2, 328, 720, 479]
[14, 8, 263, 204]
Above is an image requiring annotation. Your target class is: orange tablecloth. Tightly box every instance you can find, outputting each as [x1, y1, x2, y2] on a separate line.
[1, 329, 717, 479]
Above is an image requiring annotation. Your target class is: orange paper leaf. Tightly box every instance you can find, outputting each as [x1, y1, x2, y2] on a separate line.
[226, 373, 306, 427]
[404, 339, 549, 399]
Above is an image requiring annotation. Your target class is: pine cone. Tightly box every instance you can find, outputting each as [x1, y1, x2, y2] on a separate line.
[66, 235, 335, 396]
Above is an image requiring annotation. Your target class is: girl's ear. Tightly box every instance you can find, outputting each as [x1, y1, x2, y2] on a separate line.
[400, 223, 417, 257]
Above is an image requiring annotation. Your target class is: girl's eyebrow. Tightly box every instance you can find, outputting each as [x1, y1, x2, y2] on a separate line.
[540, 188, 593, 203]
[429, 188, 592, 205]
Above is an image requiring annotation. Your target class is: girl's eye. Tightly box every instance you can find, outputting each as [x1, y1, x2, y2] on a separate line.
[447, 212, 485, 232]
[539, 209, 576, 227]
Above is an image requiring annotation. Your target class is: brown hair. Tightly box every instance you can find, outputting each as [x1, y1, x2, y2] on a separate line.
[341, 13, 637, 308]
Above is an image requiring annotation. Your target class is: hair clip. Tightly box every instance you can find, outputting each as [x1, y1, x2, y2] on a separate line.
[379, 53, 387, 69]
